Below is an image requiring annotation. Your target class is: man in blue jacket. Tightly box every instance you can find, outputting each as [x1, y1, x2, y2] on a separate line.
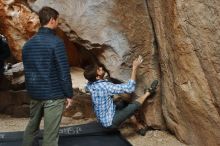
[22, 7, 73, 146]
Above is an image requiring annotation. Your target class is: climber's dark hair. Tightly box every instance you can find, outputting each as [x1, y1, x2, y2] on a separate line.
[84, 65, 99, 83]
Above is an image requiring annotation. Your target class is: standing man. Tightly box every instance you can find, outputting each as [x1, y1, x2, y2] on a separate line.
[22, 7, 73, 146]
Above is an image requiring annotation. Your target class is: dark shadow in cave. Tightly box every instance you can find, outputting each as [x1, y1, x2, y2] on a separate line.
[0, 35, 10, 75]
[72, 42, 123, 84]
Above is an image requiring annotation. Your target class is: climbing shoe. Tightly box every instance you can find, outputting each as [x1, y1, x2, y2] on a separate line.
[148, 80, 159, 93]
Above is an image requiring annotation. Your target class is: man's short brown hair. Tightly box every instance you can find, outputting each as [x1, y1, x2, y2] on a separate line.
[38, 6, 59, 26]
[84, 65, 99, 82]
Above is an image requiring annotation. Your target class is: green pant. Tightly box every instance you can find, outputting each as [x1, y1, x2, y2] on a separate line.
[22, 98, 65, 146]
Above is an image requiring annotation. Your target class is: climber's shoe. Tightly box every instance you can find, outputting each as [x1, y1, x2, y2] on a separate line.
[147, 80, 159, 94]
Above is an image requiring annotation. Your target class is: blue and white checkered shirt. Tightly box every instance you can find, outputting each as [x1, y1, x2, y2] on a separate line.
[86, 79, 136, 127]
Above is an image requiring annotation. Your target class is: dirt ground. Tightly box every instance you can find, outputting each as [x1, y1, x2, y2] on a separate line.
[0, 114, 187, 146]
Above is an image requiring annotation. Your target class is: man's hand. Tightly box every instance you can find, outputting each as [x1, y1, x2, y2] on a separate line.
[130, 55, 143, 81]
[133, 55, 143, 69]
[65, 98, 73, 109]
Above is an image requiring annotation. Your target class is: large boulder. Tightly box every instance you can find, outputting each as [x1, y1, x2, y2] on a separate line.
[26, 0, 165, 130]
[0, 0, 220, 145]
[147, 0, 220, 145]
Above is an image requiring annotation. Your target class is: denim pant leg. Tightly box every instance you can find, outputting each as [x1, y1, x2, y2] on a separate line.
[22, 99, 43, 146]
[42, 99, 65, 146]
[111, 101, 141, 128]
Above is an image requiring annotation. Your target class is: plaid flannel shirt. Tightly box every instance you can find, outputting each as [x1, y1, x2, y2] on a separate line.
[86, 79, 136, 127]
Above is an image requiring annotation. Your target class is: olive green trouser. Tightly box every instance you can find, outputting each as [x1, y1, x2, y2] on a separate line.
[22, 98, 65, 146]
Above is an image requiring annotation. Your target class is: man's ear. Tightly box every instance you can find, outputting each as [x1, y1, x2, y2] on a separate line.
[47, 18, 52, 25]
[48, 18, 55, 25]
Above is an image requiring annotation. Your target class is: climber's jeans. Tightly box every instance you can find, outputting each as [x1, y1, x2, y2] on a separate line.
[22, 98, 65, 146]
[109, 101, 141, 129]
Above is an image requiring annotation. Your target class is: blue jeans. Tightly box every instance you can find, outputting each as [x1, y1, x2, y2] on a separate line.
[110, 101, 141, 129]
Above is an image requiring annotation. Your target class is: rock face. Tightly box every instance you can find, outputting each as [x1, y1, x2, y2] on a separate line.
[4, 62, 25, 90]
[147, 0, 220, 145]
[0, 90, 29, 117]
[0, 0, 39, 60]
[0, 0, 220, 146]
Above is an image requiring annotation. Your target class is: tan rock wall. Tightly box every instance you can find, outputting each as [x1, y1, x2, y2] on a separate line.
[147, 0, 220, 145]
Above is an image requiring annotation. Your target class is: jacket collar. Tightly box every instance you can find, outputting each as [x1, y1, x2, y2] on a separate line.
[38, 27, 55, 35]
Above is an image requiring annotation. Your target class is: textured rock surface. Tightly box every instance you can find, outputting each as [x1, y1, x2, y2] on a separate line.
[0, 0, 220, 145]
[4, 62, 25, 90]
[147, 0, 220, 145]
[0, 90, 29, 117]
[0, 0, 39, 60]
[27, 0, 152, 79]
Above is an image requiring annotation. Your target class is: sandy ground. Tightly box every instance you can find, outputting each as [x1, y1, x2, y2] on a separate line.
[0, 114, 187, 146]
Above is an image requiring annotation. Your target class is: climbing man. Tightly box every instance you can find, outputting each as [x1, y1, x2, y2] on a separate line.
[84, 55, 158, 135]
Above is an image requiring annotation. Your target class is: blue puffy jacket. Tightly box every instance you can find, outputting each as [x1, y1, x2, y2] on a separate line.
[22, 27, 73, 100]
